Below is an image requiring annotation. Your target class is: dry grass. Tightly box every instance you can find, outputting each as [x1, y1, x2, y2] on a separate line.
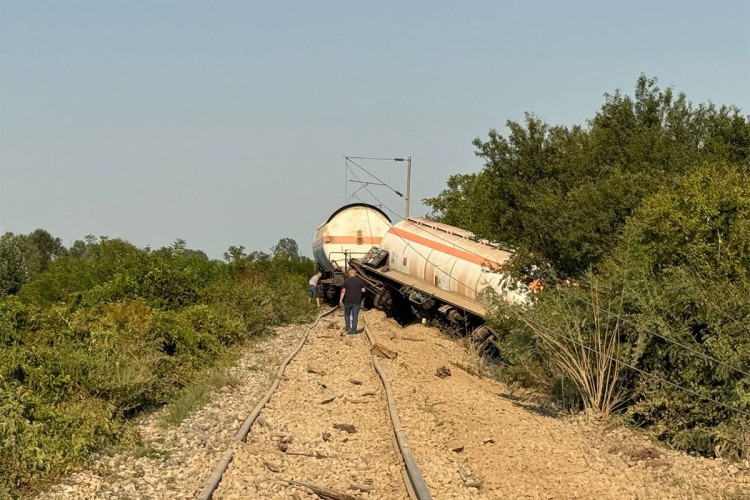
[519, 283, 626, 416]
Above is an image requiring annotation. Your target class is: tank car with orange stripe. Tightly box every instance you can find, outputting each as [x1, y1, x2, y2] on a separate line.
[313, 203, 527, 331]
[312, 203, 392, 302]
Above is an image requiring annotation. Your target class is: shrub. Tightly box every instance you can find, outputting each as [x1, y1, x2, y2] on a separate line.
[0, 236, 313, 496]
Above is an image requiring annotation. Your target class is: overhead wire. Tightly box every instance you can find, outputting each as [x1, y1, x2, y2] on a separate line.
[346, 157, 749, 382]
[345, 157, 404, 199]
[347, 158, 515, 268]
[345, 156, 406, 162]
[550, 281, 750, 379]
[346, 163, 403, 220]
[503, 305, 750, 418]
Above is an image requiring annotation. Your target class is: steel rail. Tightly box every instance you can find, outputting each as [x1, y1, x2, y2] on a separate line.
[364, 313, 433, 500]
[196, 306, 338, 500]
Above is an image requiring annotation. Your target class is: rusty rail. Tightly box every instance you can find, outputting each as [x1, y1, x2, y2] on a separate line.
[364, 313, 432, 500]
[196, 306, 338, 500]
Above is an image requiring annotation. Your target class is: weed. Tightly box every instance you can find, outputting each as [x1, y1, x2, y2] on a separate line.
[133, 445, 171, 460]
[164, 361, 238, 427]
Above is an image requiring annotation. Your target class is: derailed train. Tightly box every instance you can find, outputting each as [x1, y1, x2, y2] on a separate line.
[313, 203, 527, 334]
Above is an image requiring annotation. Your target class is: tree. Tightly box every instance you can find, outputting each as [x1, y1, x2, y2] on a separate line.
[183, 249, 209, 261]
[272, 238, 300, 261]
[424, 75, 750, 278]
[0, 233, 29, 297]
[14, 229, 67, 277]
[223, 245, 246, 263]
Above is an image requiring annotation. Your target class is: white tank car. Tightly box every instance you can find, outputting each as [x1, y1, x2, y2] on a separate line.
[373, 217, 525, 316]
[313, 203, 392, 272]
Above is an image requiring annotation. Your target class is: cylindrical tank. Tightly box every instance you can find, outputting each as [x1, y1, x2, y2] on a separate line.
[313, 203, 392, 272]
[379, 217, 524, 304]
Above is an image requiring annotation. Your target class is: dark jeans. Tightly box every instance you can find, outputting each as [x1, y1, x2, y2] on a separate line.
[344, 303, 361, 332]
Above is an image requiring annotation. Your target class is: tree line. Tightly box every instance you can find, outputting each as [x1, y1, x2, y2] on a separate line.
[0, 232, 314, 496]
[425, 75, 750, 460]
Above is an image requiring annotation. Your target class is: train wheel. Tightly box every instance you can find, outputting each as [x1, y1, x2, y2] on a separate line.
[374, 289, 393, 310]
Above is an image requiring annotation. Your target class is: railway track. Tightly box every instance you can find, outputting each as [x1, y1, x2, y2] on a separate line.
[197, 307, 431, 499]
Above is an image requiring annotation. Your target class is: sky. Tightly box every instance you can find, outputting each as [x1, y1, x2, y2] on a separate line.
[1, 1, 749, 259]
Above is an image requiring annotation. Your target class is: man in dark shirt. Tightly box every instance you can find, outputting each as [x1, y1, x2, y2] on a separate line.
[339, 267, 366, 334]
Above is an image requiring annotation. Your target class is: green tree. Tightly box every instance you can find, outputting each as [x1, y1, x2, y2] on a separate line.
[425, 75, 750, 278]
[272, 237, 301, 262]
[492, 162, 750, 458]
[223, 245, 246, 263]
[0, 233, 28, 297]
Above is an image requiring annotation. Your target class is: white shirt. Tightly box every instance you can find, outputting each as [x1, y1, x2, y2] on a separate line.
[309, 274, 320, 286]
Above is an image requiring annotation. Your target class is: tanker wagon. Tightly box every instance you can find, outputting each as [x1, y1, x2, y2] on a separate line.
[312, 203, 392, 303]
[313, 203, 526, 333]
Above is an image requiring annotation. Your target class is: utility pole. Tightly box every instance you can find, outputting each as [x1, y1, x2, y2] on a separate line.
[405, 155, 411, 219]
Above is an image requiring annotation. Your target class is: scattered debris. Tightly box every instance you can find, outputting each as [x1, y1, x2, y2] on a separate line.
[370, 342, 398, 359]
[285, 450, 330, 459]
[307, 364, 326, 376]
[458, 467, 482, 488]
[333, 423, 358, 434]
[351, 483, 373, 492]
[320, 394, 340, 405]
[285, 479, 357, 500]
[349, 378, 362, 385]
[447, 440, 464, 452]
[483, 438, 495, 445]
[322, 431, 332, 442]
[263, 461, 282, 473]
[435, 365, 452, 378]
[276, 435, 293, 452]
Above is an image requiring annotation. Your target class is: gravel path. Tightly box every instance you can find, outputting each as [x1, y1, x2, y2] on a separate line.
[366, 311, 750, 499]
[213, 311, 406, 499]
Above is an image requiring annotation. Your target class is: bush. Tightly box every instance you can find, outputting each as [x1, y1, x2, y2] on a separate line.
[0, 237, 313, 496]
[490, 163, 750, 459]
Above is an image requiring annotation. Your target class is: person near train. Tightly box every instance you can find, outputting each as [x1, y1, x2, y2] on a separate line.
[308, 271, 322, 307]
[339, 267, 366, 334]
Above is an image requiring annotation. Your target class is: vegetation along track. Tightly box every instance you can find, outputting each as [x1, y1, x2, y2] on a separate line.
[199, 307, 431, 499]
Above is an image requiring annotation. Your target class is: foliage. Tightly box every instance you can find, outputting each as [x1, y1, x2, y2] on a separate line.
[0, 233, 28, 297]
[488, 159, 750, 459]
[429, 76, 750, 459]
[425, 75, 750, 278]
[0, 236, 313, 496]
[494, 277, 627, 415]
[0, 230, 68, 298]
[272, 237, 302, 261]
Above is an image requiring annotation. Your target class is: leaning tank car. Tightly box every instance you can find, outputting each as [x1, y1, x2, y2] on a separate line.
[353, 217, 525, 329]
[314, 203, 525, 332]
[312, 203, 392, 302]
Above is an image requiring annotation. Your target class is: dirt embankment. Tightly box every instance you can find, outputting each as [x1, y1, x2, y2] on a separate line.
[367, 311, 750, 499]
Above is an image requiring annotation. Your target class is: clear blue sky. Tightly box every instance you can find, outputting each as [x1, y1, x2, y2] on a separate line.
[1, 0, 748, 258]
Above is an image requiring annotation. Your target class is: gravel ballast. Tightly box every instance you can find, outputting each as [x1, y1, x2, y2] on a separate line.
[40, 311, 750, 499]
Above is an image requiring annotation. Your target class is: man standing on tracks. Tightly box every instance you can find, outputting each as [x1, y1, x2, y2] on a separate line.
[339, 267, 366, 334]
[308, 270, 322, 307]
